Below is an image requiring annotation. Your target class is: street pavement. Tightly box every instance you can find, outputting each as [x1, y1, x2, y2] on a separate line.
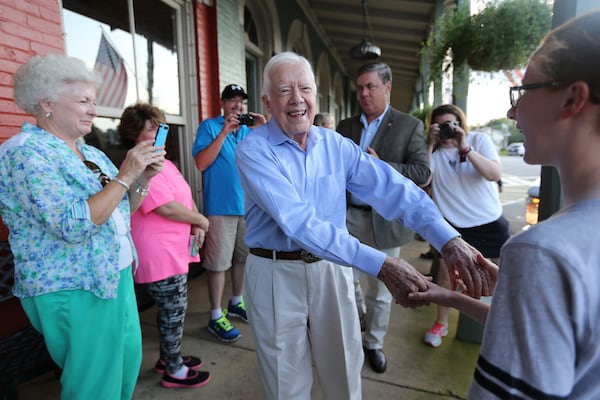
[19, 238, 481, 400]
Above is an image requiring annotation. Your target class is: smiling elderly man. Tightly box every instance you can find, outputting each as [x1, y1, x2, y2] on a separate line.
[234, 51, 490, 400]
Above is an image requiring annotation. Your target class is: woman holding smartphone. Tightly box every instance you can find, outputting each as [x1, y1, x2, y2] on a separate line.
[118, 103, 211, 389]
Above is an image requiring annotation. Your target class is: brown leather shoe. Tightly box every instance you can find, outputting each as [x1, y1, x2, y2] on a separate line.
[365, 348, 387, 373]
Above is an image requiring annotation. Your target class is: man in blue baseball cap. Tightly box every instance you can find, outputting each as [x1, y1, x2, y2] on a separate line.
[192, 84, 266, 343]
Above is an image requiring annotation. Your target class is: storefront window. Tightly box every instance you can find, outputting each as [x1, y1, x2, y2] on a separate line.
[62, 0, 182, 167]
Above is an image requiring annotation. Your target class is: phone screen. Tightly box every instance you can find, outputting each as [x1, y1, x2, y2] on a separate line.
[153, 123, 169, 147]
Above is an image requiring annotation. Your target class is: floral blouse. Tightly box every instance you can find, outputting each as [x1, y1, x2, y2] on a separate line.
[0, 123, 137, 299]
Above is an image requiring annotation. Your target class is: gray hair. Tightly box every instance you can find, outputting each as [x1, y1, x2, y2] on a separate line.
[314, 112, 334, 127]
[356, 62, 392, 85]
[262, 52, 316, 98]
[13, 53, 101, 116]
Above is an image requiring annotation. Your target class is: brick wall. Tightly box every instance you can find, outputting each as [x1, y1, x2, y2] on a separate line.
[0, 0, 64, 144]
[0, 0, 64, 240]
[216, 1, 246, 99]
[194, 1, 220, 121]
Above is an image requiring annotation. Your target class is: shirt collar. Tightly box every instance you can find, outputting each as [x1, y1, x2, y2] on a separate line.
[360, 104, 390, 130]
[266, 119, 323, 150]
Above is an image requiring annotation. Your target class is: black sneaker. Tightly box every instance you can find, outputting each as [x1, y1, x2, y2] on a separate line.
[154, 355, 203, 374]
[161, 369, 211, 389]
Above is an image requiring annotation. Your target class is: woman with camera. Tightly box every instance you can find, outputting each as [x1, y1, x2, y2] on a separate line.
[423, 104, 510, 348]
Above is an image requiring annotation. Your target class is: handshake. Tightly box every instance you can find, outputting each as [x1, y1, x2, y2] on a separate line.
[377, 237, 497, 308]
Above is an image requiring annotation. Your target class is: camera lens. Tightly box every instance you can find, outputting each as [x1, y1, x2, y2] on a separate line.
[438, 122, 456, 140]
[239, 114, 255, 126]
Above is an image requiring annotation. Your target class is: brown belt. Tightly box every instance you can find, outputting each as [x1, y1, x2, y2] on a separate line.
[249, 248, 322, 263]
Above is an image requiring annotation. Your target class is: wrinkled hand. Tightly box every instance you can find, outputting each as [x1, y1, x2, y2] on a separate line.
[119, 139, 165, 184]
[142, 158, 164, 181]
[377, 256, 429, 308]
[441, 237, 493, 298]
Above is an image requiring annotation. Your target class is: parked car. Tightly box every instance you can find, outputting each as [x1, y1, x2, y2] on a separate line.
[524, 178, 540, 228]
[507, 142, 525, 156]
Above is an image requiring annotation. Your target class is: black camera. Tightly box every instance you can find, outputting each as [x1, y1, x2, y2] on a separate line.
[238, 114, 255, 126]
[438, 121, 458, 140]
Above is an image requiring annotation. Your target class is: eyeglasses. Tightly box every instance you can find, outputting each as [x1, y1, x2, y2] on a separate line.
[509, 81, 563, 107]
[224, 98, 247, 105]
[83, 160, 111, 187]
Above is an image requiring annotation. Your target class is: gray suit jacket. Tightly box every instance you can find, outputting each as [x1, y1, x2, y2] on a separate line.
[336, 107, 430, 248]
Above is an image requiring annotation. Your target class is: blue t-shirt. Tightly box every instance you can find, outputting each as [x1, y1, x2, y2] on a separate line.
[191, 115, 251, 216]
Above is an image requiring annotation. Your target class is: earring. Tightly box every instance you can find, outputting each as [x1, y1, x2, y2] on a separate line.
[45, 112, 52, 118]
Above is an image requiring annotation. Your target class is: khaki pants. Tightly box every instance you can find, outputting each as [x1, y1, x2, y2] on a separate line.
[244, 254, 363, 400]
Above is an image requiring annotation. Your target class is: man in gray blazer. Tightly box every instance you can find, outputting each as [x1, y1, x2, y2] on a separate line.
[336, 62, 430, 373]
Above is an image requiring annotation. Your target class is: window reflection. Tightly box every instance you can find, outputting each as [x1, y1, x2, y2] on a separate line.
[62, 0, 182, 169]
[62, 0, 181, 115]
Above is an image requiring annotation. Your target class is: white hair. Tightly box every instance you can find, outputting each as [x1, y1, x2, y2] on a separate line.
[13, 53, 101, 116]
[262, 52, 316, 98]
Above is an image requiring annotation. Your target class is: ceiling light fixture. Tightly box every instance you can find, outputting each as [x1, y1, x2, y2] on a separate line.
[350, 0, 381, 60]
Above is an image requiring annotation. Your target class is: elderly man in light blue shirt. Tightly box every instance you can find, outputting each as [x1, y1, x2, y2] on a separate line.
[235, 51, 492, 400]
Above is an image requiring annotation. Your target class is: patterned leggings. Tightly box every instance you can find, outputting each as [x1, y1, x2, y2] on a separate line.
[145, 273, 188, 375]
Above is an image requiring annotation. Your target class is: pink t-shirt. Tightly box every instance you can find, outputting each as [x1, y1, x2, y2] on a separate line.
[130, 160, 200, 283]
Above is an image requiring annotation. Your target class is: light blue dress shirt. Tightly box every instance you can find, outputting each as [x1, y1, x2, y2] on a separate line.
[358, 104, 389, 151]
[350, 104, 390, 206]
[235, 119, 458, 276]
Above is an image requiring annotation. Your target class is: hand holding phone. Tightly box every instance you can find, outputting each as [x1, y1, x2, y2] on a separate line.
[189, 234, 200, 257]
[153, 123, 170, 148]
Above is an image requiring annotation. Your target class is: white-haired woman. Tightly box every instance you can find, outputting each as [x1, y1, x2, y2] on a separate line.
[0, 54, 164, 399]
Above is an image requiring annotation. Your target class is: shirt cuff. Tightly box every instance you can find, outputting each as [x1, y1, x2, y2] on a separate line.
[70, 199, 92, 221]
[424, 219, 460, 252]
[353, 244, 387, 277]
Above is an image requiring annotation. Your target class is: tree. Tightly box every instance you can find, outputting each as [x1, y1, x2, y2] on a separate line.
[423, 0, 552, 81]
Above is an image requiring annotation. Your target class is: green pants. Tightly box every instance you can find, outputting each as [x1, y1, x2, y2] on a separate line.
[21, 267, 142, 400]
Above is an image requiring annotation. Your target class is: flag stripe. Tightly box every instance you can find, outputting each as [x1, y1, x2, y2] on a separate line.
[94, 33, 128, 108]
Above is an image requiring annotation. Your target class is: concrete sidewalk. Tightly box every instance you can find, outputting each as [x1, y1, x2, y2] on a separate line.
[19, 239, 481, 399]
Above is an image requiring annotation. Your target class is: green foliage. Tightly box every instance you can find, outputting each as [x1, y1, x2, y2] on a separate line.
[425, 2, 471, 73]
[423, 0, 552, 80]
[474, 117, 523, 146]
[410, 104, 433, 125]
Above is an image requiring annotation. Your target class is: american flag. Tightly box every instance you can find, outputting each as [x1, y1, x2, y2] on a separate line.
[94, 32, 127, 108]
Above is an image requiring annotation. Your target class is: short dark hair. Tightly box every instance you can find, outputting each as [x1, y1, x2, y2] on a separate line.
[118, 103, 166, 149]
[356, 63, 392, 85]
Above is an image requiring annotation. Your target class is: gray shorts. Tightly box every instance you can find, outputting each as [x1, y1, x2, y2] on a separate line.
[203, 215, 248, 272]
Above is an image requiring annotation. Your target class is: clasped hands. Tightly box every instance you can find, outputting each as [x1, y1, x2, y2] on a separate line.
[377, 237, 498, 308]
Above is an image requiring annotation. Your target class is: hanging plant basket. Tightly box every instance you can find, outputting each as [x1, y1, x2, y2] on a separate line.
[423, 0, 552, 79]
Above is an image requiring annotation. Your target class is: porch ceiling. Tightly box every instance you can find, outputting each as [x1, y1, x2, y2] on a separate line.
[307, 0, 436, 112]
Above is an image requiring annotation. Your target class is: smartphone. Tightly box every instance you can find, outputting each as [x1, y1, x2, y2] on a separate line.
[189, 234, 200, 257]
[153, 123, 170, 147]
